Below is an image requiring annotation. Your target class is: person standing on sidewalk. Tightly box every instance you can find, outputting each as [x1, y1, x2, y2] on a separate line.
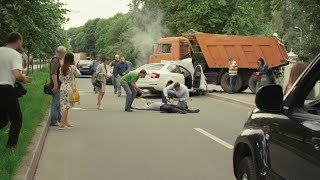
[59, 53, 81, 130]
[228, 59, 238, 94]
[50, 46, 66, 126]
[96, 57, 110, 110]
[115, 56, 129, 97]
[162, 82, 189, 109]
[121, 70, 147, 112]
[256, 57, 270, 91]
[90, 55, 101, 92]
[110, 54, 120, 94]
[0, 32, 29, 148]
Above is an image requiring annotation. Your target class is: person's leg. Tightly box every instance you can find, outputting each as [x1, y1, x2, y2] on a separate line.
[177, 101, 188, 109]
[50, 92, 60, 125]
[230, 75, 235, 94]
[162, 104, 186, 114]
[0, 112, 9, 129]
[59, 108, 68, 128]
[7, 98, 23, 148]
[112, 76, 117, 94]
[117, 76, 122, 96]
[129, 86, 137, 108]
[162, 90, 177, 103]
[65, 109, 72, 127]
[121, 83, 132, 111]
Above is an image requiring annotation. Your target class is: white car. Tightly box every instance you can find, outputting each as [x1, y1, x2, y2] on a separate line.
[136, 58, 207, 95]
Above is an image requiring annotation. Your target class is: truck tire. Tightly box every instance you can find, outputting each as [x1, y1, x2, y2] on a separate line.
[238, 85, 248, 93]
[220, 72, 243, 93]
[248, 76, 257, 94]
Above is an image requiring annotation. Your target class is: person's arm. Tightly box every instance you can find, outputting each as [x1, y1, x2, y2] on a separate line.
[50, 58, 60, 93]
[12, 70, 28, 83]
[124, 62, 131, 74]
[114, 64, 119, 76]
[163, 83, 174, 97]
[131, 82, 143, 94]
[73, 65, 81, 77]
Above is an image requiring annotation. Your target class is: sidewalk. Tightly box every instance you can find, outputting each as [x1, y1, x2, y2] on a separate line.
[207, 85, 256, 108]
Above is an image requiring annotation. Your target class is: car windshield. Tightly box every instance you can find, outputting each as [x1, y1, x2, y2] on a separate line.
[79, 60, 92, 65]
[136, 64, 165, 71]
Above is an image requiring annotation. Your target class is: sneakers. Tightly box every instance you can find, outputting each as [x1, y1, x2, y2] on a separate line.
[125, 109, 133, 112]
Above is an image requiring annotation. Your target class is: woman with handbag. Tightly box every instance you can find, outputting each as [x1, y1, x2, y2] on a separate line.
[255, 57, 270, 91]
[59, 53, 81, 130]
[96, 57, 110, 110]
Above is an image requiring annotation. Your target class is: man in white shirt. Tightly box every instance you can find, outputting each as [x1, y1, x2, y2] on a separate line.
[162, 82, 189, 108]
[0, 32, 28, 149]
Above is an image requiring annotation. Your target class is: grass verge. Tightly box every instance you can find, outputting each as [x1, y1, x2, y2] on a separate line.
[0, 69, 51, 180]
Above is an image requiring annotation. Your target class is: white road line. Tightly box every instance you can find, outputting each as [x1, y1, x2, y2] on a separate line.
[194, 128, 234, 149]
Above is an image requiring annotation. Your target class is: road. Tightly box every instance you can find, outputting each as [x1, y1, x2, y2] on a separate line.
[34, 78, 251, 180]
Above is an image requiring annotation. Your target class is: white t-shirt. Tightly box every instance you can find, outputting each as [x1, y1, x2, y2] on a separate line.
[0, 47, 23, 86]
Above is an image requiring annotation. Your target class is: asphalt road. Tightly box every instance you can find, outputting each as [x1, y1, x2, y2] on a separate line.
[34, 78, 251, 180]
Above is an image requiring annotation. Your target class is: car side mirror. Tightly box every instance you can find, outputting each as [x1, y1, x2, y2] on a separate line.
[255, 85, 283, 113]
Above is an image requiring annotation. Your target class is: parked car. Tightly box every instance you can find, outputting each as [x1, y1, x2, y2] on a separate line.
[135, 58, 207, 95]
[77, 59, 93, 75]
[233, 54, 320, 180]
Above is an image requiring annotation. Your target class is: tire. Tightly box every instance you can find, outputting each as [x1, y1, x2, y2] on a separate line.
[236, 157, 257, 180]
[238, 85, 249, 93]
[196, 89, 203, 96]
[220, 72, 243, 93]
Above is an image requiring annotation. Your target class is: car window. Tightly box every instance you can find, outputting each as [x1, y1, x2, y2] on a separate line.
[304, 79, 320, 114]
[156, 44, 172, 54]
[169, 65, 181, 73]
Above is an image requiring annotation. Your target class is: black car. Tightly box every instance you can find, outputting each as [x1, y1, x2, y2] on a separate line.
[233, 54, 320, 180]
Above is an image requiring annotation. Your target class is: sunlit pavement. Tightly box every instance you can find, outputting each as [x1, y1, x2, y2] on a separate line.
[34, 78, 251, 180]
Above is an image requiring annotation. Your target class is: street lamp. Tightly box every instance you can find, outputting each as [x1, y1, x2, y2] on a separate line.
[294, 26, 303, 43]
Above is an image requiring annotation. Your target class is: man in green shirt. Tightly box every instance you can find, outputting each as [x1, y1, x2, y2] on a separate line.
[121, 69, 147, 112]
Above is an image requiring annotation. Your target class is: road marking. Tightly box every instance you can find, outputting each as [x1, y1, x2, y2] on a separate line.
[194, 128, 234, 149]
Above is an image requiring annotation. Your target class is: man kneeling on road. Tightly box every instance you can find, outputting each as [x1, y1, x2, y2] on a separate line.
[162, 82, 189, 108]
[136, 101, 200, 114]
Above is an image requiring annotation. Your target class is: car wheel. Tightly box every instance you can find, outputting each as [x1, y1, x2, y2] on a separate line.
[236, 157, 257, 180]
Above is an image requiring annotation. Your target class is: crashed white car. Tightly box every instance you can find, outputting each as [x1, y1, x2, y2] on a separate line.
[136, 58, 207, 95]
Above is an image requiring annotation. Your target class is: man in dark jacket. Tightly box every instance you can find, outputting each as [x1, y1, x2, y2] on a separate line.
[115, 56, 129, 97]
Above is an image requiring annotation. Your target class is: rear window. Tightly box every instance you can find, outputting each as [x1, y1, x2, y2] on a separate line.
[79, 60, 92, 64]
[137, 64, 165, 70]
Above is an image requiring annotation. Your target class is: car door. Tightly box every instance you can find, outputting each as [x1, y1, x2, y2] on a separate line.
[193, 65, 204, 89]
[267, 54, 320, 179]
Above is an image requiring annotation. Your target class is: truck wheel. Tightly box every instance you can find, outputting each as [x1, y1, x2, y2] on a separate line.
[220, 72, 243, 93]
[248, 77, 257, 94]
[238, 85, 248, 93]
[236, 156, 257, 180]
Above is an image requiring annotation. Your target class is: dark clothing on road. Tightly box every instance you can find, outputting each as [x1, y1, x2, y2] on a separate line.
[0, 85, 22, 148]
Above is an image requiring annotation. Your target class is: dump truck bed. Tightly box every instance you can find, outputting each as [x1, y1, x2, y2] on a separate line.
[183, 33, 288, 69]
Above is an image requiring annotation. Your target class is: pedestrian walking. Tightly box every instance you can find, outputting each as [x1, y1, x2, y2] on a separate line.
[255, 57, 270, 91]
[49, 46, 66, 126]
[0, 32, 29, 148]
[120, 70, 147, 112]
[59, 53, 81, 130]
[228, 59, 238, 94]
[162, 82, 189, 108]
[96, 57, 110, 110]
[90, 55, 101, 92]
[110, 54, 120, 94]
[115, 56, 129, 97]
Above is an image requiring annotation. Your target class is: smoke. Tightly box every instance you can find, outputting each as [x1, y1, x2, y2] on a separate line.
[130, 10, 169, 67]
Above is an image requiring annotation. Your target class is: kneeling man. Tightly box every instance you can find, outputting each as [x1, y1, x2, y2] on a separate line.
[162, 82, 189, 108]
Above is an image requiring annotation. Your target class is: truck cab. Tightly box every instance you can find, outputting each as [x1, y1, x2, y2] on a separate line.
[149, 37, 191, 64]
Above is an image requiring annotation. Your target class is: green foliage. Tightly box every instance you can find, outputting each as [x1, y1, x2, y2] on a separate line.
[0, 0, 69, 58]
[0, 69, 51, 180]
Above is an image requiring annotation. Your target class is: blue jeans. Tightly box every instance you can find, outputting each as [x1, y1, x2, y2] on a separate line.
[112, 75, 117, 93]
[162, 90, 188, 108]
[229, 75, 237, 93]
[121, 83, 137, 110]
[50, 91, 61, 124]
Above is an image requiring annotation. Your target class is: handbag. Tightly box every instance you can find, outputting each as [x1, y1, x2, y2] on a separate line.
[93, 79, 102, 87]
[43, 81, 54, 95]
[15, 82, 27, 98]
[251, 73, 261, 81]
[69, 71, 80, 104]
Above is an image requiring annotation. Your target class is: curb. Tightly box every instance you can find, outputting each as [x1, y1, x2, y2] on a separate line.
[14, 111, 50, 180]
[206, 93, 256, 108]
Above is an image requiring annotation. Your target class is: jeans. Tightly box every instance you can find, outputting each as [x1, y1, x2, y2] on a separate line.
[229, 75, 237, 93]
[0, 85, 23, 148]
[116, 75, 122, 93]
[121, 83, 137, 110]
[162, 90, 188, 108]
[112, 75, 117, 93]
[50, 91, 61, 124]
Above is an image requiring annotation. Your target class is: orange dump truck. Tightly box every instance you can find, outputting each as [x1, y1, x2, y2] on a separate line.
[149, 33, 289, 93]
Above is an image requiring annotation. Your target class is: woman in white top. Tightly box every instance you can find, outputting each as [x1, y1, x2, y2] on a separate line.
[59, 53, 81, 129]
[96, 57, 110, 110]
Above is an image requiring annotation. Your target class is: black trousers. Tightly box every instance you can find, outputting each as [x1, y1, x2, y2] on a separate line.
[0, 85, 22, 148]
[160, 104, 186, 114]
